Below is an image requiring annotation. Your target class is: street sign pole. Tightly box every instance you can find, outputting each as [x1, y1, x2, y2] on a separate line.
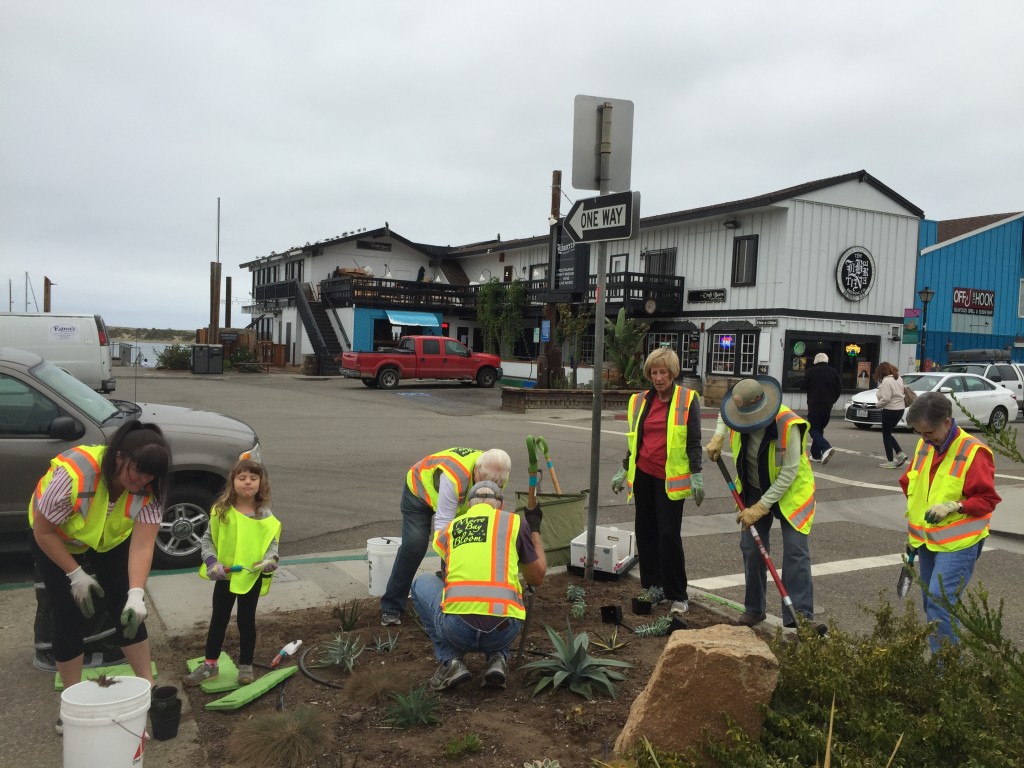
[585, 103, 614, 581]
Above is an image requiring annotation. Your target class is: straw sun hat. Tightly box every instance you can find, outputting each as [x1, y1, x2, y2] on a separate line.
[721, 375, 783, 433]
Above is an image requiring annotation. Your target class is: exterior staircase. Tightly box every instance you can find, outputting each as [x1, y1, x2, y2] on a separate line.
[306, 300, 343, 375]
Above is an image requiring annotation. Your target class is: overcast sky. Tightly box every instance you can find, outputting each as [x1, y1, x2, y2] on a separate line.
[2, 1, 1021, 330]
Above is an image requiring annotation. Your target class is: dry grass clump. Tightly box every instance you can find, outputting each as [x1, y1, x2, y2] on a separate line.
[343, 663, 407, 705]
[228, 706, 332, 768]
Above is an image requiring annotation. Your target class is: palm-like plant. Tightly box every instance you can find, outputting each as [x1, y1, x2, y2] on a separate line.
[604, 308, 650, 388]
[521, 622, 632, 699]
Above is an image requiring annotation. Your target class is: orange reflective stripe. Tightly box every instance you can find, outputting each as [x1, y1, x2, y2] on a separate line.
[776, 411, 799, 451]
[912, 443, 928, 472]
[666, 475, 691, 494]
[673, 388, 695, 426]
[787, 496, 815, 530]
[925, 514, 991, 546]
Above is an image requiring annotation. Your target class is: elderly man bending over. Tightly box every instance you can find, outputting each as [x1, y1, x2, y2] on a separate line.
[411, 481, 546, 691]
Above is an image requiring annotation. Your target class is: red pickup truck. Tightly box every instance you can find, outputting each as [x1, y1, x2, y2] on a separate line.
[337, 336, 503, 389]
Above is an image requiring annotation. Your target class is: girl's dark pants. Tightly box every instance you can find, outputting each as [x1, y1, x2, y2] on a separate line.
[204, 577, 264, 665]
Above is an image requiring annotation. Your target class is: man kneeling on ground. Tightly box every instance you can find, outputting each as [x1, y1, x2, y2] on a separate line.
[411, 481, 546, 691]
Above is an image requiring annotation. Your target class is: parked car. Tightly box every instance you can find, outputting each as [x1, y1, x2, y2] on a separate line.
[844, 372, 1016, 432]
[0, 312, 116, 392]
[0, 346, 261, 568]
[338, 335, 502, 389]
[942, 361, 1024, 413]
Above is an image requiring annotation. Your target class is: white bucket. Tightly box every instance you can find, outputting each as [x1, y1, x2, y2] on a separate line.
[366, 536, 401, 597]
[61, 675, 151, 768]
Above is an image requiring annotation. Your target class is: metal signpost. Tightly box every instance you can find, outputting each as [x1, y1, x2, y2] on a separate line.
[570, 95, 636, 581]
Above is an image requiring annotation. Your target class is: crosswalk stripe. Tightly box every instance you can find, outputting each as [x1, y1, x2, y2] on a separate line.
[690, 553, 904, 591]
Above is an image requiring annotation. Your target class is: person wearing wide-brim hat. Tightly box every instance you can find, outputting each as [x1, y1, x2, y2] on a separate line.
[705, 376, 820, 629]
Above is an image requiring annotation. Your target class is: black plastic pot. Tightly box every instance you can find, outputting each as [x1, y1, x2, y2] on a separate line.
[151, 713, 181, 741]
[600, 605, 624, 624]
[151, 685, 181, 718]
[630, 597, 652, 615]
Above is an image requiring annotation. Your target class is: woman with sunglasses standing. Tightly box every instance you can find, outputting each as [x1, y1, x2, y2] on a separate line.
[29, 421, 172, 733]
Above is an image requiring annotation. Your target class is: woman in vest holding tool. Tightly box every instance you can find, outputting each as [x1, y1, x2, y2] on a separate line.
[611, 347, 703, 616]
[900, 392, 1000, 652]
[29, 421, 171, 733]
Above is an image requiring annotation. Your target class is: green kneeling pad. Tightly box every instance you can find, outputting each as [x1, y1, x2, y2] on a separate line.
[55, 662, 158, 691]
[204, 666, 297, 711]
[186, 653, 241, 693]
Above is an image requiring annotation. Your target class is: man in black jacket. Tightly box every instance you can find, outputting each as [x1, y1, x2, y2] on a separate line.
[800, 353, 843, 464]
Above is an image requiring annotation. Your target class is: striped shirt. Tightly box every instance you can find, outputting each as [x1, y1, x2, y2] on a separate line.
[37, 466, 163, 526]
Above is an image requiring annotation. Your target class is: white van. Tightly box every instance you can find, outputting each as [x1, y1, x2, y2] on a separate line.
[0, 313, 116, 392]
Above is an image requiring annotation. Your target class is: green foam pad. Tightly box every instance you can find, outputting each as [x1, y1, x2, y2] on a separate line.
[186, 653, 240, 693]
[55, 662, 158, 691]
[204, 666, 297, 711]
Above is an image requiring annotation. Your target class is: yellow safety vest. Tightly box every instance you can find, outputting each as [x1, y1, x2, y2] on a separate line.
[905, 430, 992, 552]
[432, 502, 526, 620]
[28, 445, 154, 554]
[406, 447, 482, 514]
[625, 386, 698, 501]
[199, 507, 281, 595]
[729, 406, 817, 534]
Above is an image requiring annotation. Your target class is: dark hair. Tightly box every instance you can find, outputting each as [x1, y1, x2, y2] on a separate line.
[101, 421, 172, 504]
[906, 390, 952, 427]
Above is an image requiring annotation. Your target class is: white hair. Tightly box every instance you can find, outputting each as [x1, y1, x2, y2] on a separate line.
[474, 448, 511, 488]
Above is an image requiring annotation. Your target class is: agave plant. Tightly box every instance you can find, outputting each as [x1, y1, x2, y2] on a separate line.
[591, 626, 630, 653]
[373, 631, 399, 653]
[335, 599, 362, 632]
[316, 632, 365, 673]
[570, 600, 587, 620]
[521, 623, 632, 700]
[385, 684, 441, 728]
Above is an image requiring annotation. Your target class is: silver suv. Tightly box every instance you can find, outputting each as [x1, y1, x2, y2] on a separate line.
[0, 347, 261, 568]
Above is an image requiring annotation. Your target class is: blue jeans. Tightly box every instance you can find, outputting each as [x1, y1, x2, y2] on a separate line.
[410, 573, 522, 664]
[740, 510, 814, 625]
[917, 541, 984, 652]
[380, 486, 434, 616]
[807, 409, 832, 460]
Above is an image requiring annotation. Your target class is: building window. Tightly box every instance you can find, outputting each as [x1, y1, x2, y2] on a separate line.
[739, 333, 755, 375]
[530, 264, 548, 283]
[710, 332, 757, 375]
[731, 235, 759, 287]
[1018, 279, 1024, 317]
[647, 332, 678, 359]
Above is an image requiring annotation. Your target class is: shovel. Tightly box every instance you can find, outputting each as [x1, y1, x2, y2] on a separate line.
[896, 546, 918, 598]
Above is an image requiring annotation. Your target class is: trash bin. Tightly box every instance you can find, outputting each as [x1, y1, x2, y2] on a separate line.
[301, 354, 320, 376]
[191, 344, 210, 374]
[207, 344, 224, 375]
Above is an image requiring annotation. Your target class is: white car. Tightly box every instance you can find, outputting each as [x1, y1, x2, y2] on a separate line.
[844, 372, 1016, 432]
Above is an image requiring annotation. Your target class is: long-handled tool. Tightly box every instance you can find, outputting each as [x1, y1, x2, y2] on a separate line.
[896, 545, 918, 598]
[516, 436, 542, 665]
[714, 456, 796, 625]
[535, 436, 562, 494]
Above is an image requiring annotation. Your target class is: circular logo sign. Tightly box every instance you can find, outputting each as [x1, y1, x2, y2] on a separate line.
[836, 247, 875, 301]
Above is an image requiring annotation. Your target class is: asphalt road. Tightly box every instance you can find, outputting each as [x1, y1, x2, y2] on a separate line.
[5, 368, 1024, 646]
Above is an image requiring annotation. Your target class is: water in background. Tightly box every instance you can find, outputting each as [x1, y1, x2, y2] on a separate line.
[112, 340, 181, 368]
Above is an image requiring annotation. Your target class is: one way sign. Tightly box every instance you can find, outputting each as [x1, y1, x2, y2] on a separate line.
[563, 191, 640, 243]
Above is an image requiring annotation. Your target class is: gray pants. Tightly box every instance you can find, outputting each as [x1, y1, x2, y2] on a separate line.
[740, 511, 813, 625]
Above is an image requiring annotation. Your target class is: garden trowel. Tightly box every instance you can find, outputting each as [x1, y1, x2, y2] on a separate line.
[896, 546, 917, 598]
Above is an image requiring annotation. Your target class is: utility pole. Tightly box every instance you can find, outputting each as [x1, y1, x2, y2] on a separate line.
[538, 171, 563, 388]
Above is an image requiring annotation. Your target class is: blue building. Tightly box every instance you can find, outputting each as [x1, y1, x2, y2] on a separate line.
[916, 212, 1024, 367]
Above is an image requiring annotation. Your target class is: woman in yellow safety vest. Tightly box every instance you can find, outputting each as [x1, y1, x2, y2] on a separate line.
[611, 347, 703, 617]
[29, 421, 171, 733]
[900, 391, 1000, 651]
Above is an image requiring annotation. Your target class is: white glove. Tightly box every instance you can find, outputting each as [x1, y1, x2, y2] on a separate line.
[925, 501, 962, 524]
[120, 587, 147, 640]
[253, 557, 278, 574]
[67, 566, 105, 619]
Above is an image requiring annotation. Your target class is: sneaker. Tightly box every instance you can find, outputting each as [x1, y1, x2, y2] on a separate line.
[381, 611, 402, 626]
[55, 717, 63, 736]
[879, 461, 898, 469]
[821, 447, 835, 465]
[236, 664, 254, 685]
[670, 600, 689, 616]
[33, 650, 57, 672]
[894, 452, 908, 468]
[482, 653, 508, 689]
[429, 658, 471, 691]
[183, 661, 219, 687]
[808, 455, 821, 463]
[737, 611, 766, 626]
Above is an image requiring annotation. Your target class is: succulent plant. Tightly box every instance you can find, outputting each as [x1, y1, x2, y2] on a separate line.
[521, 622, 632, 700]
[633, 615, 673, 637]
[386, 684, 441, 728]
[570, 600, 587, 620]
[316, 632, 365, 673]
[565, 584, 586, 603]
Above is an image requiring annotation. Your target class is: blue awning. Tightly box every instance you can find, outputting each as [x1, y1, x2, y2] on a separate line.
[385, 310, 440, 327]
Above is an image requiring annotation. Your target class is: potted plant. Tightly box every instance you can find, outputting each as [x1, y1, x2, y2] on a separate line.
[604, 308, 650, 388]
[630, 592, 653, 616]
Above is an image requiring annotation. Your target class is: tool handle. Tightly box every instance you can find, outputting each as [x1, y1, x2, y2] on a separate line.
[226, 565, 244, 573]
[536, 436, 562, 494]
[525, 436, 539, 508]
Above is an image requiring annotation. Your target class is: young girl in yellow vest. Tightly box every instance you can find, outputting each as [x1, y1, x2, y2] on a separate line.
[184, 459, 281, 687]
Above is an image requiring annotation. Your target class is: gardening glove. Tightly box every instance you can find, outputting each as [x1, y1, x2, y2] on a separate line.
[705, 433, 725, 462]
[205, 557, 228, 580]
[67, 566, 105, 619]
[691, 473, 705, 507]
[736, 500, 771, 530]
[611, 467, 627, 494]
[253, 557, 279, 574]
[120, 588, 147, 640]
[524, 502, 543, 535]
[925, 500, 962, 524]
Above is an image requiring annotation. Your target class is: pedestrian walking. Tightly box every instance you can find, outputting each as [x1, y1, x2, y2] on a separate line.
[875, 362, 909, 468]
[184, 458, 281, 687]
[800, 352, 843, 464]
[705, 376, 822, 630]
[411, 481, 546, 691]
[611, 347, 703, 616]
[901, 392, 1000, 651]
[381, 448, 512, 626]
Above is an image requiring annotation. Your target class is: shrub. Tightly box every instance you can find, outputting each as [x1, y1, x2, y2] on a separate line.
[156, 344, 191, 370]
[230, 345, 263, 373]
[386, 684, 441, 728]
[227, 706, 331, 768]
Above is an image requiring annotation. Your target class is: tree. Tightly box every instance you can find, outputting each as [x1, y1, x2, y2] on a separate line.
[557, 302, 591, 389]
[603, 308, 650, 388]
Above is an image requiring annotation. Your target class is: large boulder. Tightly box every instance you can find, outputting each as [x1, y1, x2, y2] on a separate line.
[614, 624, 779, 758]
